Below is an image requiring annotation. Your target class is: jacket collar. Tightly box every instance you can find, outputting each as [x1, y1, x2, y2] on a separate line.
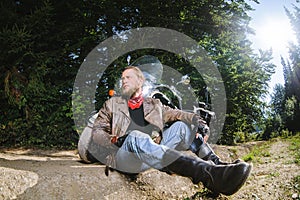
[114, 96, 156, 119]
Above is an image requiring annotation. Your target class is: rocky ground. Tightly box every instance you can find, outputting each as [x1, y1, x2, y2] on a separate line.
[0, 139, 299, 200]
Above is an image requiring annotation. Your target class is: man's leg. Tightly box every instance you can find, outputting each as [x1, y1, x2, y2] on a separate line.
[160, 121, 195, 150]
[161, 121, 240, 165]
[189, 134, 241, 165]
[162, 148, 252, 195]
[115, 130, 171, 174]
[115, 121, 194, 173]
[114, 129, 252, 195]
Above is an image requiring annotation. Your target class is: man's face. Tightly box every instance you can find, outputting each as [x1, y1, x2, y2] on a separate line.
[121, 69, 142, 98]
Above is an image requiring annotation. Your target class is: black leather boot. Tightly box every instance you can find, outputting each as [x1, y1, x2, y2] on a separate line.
[162, 149, 252, 195]
[189, 136, 241, 165]
[202, 151, 241, 165]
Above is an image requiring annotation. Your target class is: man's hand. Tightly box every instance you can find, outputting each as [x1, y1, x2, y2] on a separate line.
[111, 134, 128, 147]
[203, 134, 209, 143]
[192, 115, 210, 138]
[199, 123, 210, 136]
[195, 132, 209, 144]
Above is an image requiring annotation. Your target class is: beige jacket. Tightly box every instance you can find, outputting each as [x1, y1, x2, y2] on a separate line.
[92, 96, 196, 147]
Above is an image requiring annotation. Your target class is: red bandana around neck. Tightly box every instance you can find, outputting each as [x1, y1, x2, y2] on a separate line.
[128, 95, 144, 110]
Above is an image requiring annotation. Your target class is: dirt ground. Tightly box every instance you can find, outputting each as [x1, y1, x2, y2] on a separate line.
[0, 140, 299, 200]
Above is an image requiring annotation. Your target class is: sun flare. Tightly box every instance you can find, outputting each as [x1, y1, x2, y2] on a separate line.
[254, 17, 297, 53]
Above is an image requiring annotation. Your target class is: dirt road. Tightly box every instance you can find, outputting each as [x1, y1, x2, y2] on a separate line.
[0, 140, 299, 200]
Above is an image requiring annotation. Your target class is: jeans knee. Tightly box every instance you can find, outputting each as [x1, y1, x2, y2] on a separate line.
[128, 130, 152, 140]
[171, 121, 194, 149]
[123, 130, 153, 149]
[173, 121, 190, 133]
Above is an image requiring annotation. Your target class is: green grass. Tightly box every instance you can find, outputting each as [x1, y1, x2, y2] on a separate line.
[242, 133, 300, 164]
[242, 141, 271, 163]
[293, 175, 300, 191]
[286, 133, 300, 165]
[268, 171, 280, 178]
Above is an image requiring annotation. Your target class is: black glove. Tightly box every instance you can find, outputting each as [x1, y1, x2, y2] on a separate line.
[111, 134, 128, 148]
[192, 115, 210, 137]
[189, 134, 204, 153]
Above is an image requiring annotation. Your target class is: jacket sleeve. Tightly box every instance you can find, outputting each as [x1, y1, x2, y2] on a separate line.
[162, 105, 196, 125]
[91, 98, 113, 147]
[162, 105, 209, 136]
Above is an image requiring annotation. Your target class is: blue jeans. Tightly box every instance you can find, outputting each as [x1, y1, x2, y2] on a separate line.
[115, 121, 195, 173]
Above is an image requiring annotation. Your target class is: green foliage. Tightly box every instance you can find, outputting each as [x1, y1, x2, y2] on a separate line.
[268, 5, 300, 135]
[293, 175, 300, 194]
[261, 114, 283, 140]
[233, 131, 246, 143]
[0, 0, 90, 147]
[287, 133, 300, 165]
[0, 0, 276, 147]
[266, 4, 300, 136]
[271, 84, 286, 117]
[216, 47, 275, 144]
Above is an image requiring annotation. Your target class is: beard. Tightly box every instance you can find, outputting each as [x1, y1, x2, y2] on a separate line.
[121, 85, 139, 99]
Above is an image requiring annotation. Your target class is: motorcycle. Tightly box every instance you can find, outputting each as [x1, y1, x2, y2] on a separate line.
[77, 55, 215, 163]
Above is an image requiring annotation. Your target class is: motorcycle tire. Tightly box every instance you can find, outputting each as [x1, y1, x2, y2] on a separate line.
[78, 126, 98, 163]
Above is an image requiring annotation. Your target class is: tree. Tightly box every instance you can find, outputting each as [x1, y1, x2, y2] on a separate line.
[262, 84, 285, 139]
[270, 84, 286, 119]
[0, 0, 274, 147]
[0, 0, 98, 146]
[278, 5, 300, 133]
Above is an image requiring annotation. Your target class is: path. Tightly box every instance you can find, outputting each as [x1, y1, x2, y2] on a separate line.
[0, 139, 299, 200]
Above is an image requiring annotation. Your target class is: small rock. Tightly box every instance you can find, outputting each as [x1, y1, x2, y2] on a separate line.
[292, 193, 298, 199]
[252, 193, 260, 200]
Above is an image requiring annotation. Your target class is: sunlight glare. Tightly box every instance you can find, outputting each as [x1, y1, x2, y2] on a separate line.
[255, 18, 297, 53]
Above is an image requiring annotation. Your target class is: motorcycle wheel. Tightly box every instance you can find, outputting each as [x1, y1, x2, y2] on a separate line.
[78, 126, 98, 163]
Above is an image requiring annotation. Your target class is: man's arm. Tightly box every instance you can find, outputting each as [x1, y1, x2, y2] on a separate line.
[92, 99, 113, 147]
[163, 105, 210, 141]
[162, 105, 195, 124]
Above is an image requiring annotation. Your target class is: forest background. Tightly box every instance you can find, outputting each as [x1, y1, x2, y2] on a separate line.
[1, 0, 300, 148]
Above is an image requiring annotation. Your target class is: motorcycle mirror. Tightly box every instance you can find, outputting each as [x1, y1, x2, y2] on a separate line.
[127, 55, 131, 65]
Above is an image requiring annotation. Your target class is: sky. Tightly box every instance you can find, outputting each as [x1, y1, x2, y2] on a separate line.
[247, 0, 298, 101]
